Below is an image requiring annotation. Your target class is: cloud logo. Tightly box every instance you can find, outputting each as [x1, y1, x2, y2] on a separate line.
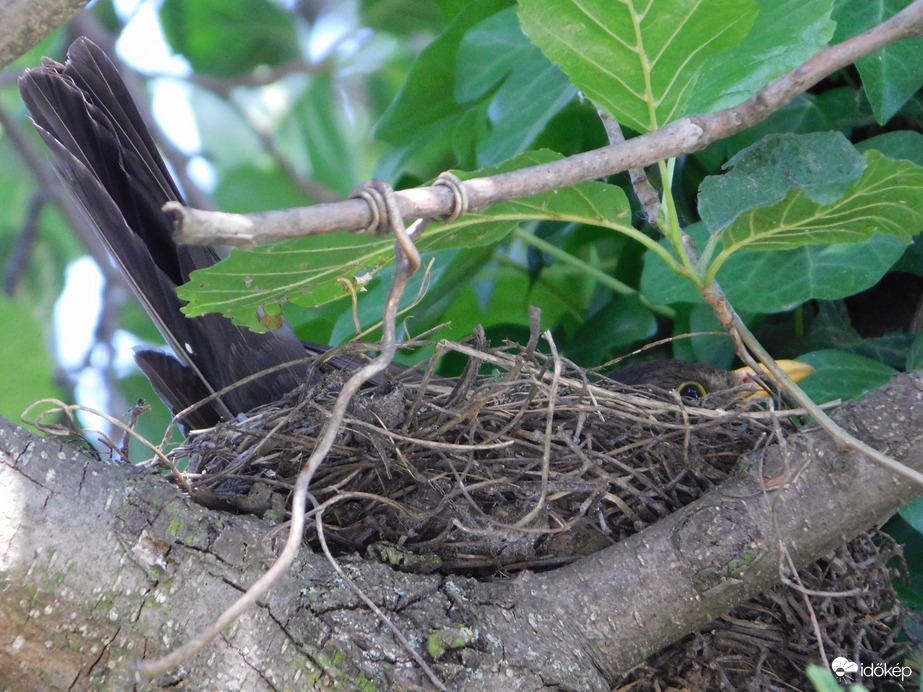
[831, 657, 859, 677]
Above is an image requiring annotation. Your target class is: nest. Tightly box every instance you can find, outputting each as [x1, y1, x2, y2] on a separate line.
[172, 332, 921, 687]
[177, 332, 788, 573]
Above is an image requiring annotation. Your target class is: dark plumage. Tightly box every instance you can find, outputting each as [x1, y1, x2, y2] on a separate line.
[20, 38, 308, 429]
[607, 360, 743, 401]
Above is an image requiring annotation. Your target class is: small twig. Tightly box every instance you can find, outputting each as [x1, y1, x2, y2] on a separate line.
[701, 282, 923, 486]
[514, 330, 561, 528]
[119, 399, 151, 461]
[599, 113, 661, 226]
[22, 399, 189, 489]
[312, 497, 448, 691]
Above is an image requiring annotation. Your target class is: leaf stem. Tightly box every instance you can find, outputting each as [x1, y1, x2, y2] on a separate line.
[657, 159, 705, 287]
[701, 281, 923, 487]
[513, 227, 676, 319]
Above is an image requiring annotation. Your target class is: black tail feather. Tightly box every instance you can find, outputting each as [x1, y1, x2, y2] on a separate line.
[20, 38, 308, 427]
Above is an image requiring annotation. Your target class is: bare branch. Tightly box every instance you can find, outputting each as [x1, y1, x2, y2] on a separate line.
[171, 0, 923, 246]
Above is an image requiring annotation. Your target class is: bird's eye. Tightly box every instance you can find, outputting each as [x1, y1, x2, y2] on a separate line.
[677, 381, 707, 401]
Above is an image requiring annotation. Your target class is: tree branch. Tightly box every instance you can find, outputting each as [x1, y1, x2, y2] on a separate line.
[169, 0, 923, 247]
[0, 0, 87, 70]
[2, 372, 921, 690]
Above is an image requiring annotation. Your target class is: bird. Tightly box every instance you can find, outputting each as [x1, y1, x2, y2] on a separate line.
[19, 38, 811, 431]
[20, 37, 310, 430]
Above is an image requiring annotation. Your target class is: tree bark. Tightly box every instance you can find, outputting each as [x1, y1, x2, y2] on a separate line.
[1, 372, 922, 691]
[0, 0, 88, 70]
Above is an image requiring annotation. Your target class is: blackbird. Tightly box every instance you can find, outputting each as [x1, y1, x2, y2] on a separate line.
[19, 38, 810, 430]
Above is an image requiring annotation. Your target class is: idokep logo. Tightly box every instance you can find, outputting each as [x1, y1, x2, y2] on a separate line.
[830, 657, 858, 677]
[830, 656, 913, 683]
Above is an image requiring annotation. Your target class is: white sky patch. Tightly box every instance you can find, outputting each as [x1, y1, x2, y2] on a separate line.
[309, 11, 354, 62]
[115, 0, 190, 76]
[187, 156, 217, 192]
[54, 257, 102, 369]
[152, 79, 200, 153]
[54, 258, 109, 417]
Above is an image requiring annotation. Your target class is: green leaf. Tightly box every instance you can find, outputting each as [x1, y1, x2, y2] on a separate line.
[456, 8, 576, 165]
[376, 0, 512, 146]
[213, 164, 312, 213]
[796, 349, 896, 402]
[714, 237, 907, 313]
[833, 0, 923, 124]
[688, 0, 835, 114]
[177, 150, 632, 328]
[641, 223, 906, 313]
[565, 294, 658, 365]
[189, 89, 264, 174]
[518, 0, 758, 133]
[359, 0, 446, 35]
[900, 496, 923, 534]
[714, 151, 923, 256]
[427, 260, 581, 344]
[699, 132, 868, 233]
[856, 130, 923, 165]
[907, 330, 923, 371]
[278, 73, 359, 196]
[672, 303, 739, 367]
[160, 0, 300, 78]
[0, 295, 63, 425]
[377, 3, 569, 168]
[696, 88, 876, 172]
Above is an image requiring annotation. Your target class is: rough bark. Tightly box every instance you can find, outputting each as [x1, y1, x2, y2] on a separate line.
[0, 0, 88, 70]
[1, 372, 922, 691]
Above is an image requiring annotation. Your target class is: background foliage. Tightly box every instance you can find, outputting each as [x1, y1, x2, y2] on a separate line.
[1, 0, 922, 657]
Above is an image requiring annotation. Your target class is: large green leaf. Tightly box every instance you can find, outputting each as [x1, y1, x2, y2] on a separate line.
[359, 0, 446, 35]
[517, 0, 758, 133]
[707, 236, 907, 312]
[714, 150, 922, 257]
[857, 130, 923, 165]
[640, 223, 906, 313]
[833, 0, 923, 124]
[375, 0, 512, 146]
[160, 0, 300, 78]
[908, 331, 923, 371]
[687, 0, 834, 114]
[278, 73, 359, 197]
[456, 8, 576, 165]
[177, 150, 632, 328]
[796, 349, 896, 403]
[699, 132, 867, 233]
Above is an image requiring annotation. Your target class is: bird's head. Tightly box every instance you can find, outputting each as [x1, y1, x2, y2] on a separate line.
[607, 359, 815, 403]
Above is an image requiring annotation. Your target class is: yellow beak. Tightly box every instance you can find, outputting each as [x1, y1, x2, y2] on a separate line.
[734, 359, 816, 396]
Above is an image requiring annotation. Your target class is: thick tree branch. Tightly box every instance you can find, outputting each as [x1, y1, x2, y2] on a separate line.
[0, 0, 87, 70]
[169, 0, 923, 247]
[2, 372, 921, 690]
